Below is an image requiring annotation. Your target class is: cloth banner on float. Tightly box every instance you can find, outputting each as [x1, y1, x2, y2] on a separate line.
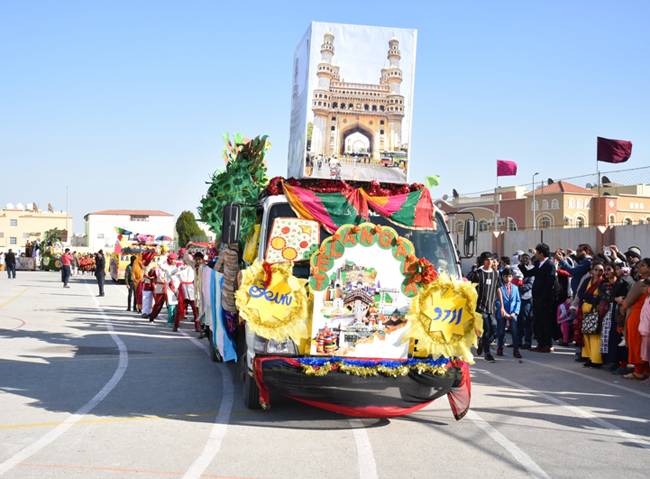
[211, 270, 237, 362]
[283, 181, 435, 234]
[201, 265, 213, 327]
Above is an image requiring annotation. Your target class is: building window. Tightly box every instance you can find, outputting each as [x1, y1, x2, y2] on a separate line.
[331, 126, 335, 131]
[624, 217, 633, 225]
[331, 116, 336, 121]
[576, 216, 586, 228]
[348, 103, 353, 109]
[531, 200, 539, 211]
[639, 219, 646, 225]
[340, 104, 346, 110]
[97, 233, 104, 239]
[507, 218, 517, 231]
[372, 105, 377, 112]
[10, 219, 17, 227]
[609, 214, 616, 225]
[364, 104, 369, 111]
[478, 220, 489, 232]
[380, 129, 384, 135]
[542, 200, 549, 210]
[551, 199, 559, 209]
[130, 215, 149, 222]
[564, 217, 572, 226]
[584, 200, 590, 209]
[568, 199, 575, 208]
[379, 105, 385, 111]
[10, 237, 17, 245]
[0, 232, 4, 238]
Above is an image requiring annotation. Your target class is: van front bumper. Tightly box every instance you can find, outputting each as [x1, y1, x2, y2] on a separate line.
[252, 356, 471, 419]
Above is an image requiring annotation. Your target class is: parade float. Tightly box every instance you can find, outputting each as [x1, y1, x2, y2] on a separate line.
[198, 21, 479, 418]
[109, 229, 167, 282]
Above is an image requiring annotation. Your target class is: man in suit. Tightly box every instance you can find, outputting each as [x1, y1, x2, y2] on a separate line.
[95, 250, 106, 297]
[5, 249, 16, 279]
[521, 242, 557, 352]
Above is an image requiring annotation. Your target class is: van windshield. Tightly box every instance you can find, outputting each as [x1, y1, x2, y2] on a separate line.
[264, 202, 458, 278]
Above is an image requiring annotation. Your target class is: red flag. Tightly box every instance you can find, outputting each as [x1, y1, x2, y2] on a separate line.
[496, 159, 517, 177]
[597, 136, 632, 164]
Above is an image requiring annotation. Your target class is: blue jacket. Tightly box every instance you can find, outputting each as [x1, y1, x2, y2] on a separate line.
[496, 284, 521, 319]
[560, 256, 592, 294]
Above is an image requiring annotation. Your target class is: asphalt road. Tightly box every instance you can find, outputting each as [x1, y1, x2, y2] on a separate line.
[1, 272, 649, 479]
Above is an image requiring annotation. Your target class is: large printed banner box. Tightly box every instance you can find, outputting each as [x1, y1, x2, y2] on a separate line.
[288, 22, 417, 185]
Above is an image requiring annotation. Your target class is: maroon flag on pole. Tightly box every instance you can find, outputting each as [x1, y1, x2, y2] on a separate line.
[496, 159, 518, 177]
[597, 136, 632, 164]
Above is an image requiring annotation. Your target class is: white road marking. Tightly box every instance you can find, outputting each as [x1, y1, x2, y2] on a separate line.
[181, 366, 234, 479]
[0, 283, 129, 476]
[349, 419, 379, 479]
[466, 410, 550, 479]
[523, 357, 650, 400]
[475, 368, 650, 449]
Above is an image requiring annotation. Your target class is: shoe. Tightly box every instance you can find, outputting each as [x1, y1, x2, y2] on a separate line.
[496, 347, 504, 357]
[522, 343, 532, 350]
[172, 326, 178, 332]
[149, 317, 154, 323]
[582, 360, 592, 368]
[127, 308, 131, 311]
[513, 349, 522, 359]
[531, 346, 551, 353]
[623, 372, 649, 380]
[485, 354, 496, 362]
[613, 367, 630, 375]
[477, 344, 483, 356]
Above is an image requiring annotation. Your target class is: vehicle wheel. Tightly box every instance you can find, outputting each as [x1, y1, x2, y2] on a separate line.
[206, 329, 223, 363]
[242, 368, 261, 410]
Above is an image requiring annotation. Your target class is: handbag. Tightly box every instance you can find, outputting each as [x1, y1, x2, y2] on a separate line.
[581, 311, 600, 334]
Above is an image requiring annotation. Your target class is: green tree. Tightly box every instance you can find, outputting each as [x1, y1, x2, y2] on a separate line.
[43, 228, 66, 244]
[176, 211, 207, 247]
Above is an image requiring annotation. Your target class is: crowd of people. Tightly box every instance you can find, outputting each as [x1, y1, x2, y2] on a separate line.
[468, 243, 650, 381]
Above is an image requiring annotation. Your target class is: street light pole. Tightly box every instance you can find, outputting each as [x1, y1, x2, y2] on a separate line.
[532, 172, 539, 230]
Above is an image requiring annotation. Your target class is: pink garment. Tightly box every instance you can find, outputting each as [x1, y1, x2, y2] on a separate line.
[640, 295, 650, 362]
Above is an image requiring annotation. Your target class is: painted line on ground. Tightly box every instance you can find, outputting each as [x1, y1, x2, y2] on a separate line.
[466, 410, 550, 479]
[0, 287, 28, 309]
[18, 462, 253, 479]
[0, 283, 129, 476]
[523, 357, 650, 400]
[475, 368, 650, 449]
[180, 330, 234, 479]
[349, 419, 379, 479]
[0, 411, 219, 430]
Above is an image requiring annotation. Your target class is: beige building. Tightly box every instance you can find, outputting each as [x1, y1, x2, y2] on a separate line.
[0, 203, 72, 252]
[437, 181, 650, 231]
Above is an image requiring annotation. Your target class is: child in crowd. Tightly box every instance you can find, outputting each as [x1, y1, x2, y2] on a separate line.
[556, 297, 572, 346]
[496, 268, 522, 358]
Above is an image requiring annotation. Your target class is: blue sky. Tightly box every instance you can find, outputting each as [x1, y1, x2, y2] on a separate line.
[1, 0, 649, 233]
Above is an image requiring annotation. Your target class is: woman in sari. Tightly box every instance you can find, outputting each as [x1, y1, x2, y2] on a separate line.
[577, 262, 605, 367]
[620, 258, 650, 380]
[598, 264, 619, 367]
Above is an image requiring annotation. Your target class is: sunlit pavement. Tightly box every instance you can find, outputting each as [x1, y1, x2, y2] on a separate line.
[1, 272, 648, 479]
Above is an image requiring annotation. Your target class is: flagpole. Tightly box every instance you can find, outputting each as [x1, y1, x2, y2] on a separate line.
[495, 173, 499, 232]
[596, 155, 601, 227]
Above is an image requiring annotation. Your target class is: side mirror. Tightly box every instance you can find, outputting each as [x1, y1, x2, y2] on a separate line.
[463, 219, 476, 258]
[222, 203, 241, 245]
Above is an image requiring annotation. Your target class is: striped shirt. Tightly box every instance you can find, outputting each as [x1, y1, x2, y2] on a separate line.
[472, 267, 500, 315]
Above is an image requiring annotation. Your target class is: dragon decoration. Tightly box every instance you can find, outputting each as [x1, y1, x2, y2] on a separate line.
[199, 133, 270, 242]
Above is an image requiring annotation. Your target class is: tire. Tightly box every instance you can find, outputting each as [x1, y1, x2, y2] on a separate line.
[238, 330, 261, 409]
[242, 368, 261, 410]
[206, 328, 223, 363]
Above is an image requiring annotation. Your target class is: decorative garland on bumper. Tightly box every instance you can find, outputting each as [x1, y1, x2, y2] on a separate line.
[296, 356, 450, 377]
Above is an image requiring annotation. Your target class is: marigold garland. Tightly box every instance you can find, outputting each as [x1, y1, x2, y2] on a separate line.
[406, 274, 483, 364]
[235, 260, 310, 343]
[297, 357, 450, 378]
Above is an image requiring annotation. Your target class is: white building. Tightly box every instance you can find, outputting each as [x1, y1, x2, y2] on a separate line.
[84, 209, 175, 252]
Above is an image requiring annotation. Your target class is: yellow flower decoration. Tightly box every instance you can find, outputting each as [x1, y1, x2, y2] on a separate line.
[235, 260, 310, 344]
[406, 273, 483, 364]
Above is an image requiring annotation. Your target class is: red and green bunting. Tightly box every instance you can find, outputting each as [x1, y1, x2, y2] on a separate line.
[282, 182, 435, 233]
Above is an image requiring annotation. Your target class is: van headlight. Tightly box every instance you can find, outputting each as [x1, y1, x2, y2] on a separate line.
[253, 335, 297, 355]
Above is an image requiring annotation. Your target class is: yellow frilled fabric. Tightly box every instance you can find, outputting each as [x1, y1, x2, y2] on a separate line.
[235, 260, 310, 344]
[406, 274, 483, 364]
